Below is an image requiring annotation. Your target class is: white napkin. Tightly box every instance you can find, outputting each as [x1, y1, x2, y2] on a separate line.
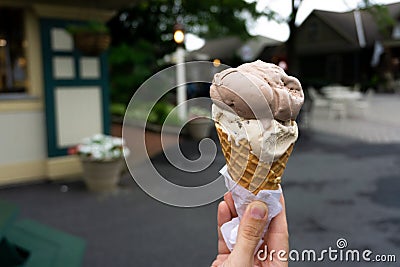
[219, 165, 283, 252]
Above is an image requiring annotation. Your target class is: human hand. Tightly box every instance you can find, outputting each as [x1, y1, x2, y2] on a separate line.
[211, 192, 289, 267]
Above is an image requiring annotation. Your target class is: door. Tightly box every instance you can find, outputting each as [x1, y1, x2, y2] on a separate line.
[40, 18, 110, 157]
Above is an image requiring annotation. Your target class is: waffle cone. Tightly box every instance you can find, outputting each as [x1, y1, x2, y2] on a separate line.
[216, 123, 294, 194]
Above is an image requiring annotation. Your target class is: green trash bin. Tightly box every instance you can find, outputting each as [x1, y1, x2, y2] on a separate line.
[0, 238, 29, 266]
[0, 199, 29, 266]
[0, 199, 19, 240]
[6, 219, 85, 267]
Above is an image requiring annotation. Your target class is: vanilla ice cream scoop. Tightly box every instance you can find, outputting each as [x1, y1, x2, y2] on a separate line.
[212, 104, 298, 162]
[210, 60, 304, 121]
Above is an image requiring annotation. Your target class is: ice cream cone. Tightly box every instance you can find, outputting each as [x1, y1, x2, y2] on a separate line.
[216, 123, 294, 194]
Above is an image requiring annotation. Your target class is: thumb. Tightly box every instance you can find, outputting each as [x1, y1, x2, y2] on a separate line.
[230, 201, 268, 265]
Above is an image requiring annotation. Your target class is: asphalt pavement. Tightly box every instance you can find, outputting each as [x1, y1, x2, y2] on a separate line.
[1, 94, 399, 267]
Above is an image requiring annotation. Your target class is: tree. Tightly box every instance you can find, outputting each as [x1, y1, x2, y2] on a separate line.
[107, 0, 272, 110]
[360, 0, 395, 37]
[108, 0, 269, 52]
[107, 0, 395, 111]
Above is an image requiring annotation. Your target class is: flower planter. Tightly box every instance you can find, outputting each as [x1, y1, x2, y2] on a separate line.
[81, 159, 123, 192]
[187, 118, 213, 140]
[73, 32, 111, 56]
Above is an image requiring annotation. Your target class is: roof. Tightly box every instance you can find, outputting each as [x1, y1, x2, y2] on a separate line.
[188, 35, 282, 61]
[312, 2, 400, 48]
[190, 36, 243, 61]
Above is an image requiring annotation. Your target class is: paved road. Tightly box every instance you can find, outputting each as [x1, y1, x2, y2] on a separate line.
[1, 94, 399, 266]
[284, 130, 400, 266]
[285, 94, 400, 266]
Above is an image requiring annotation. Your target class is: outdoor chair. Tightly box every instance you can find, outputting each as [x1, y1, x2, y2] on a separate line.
[349, 88, 374, 117]
[329, 99, 347, 119]
[308, 87, 330, 108]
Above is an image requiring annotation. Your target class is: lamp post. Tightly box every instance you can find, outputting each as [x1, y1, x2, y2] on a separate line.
[174, 23, 187, 121]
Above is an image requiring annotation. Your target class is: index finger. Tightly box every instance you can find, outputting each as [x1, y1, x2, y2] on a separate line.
[267, 194, 288, 235]
[264, 194, 289, 255]
[224, 192, 238, 217]
[217, 200, 233, 254]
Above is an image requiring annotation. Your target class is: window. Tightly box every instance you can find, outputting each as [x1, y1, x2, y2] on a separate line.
[0, 7, 28, 94]
[392, 22, 400, 40]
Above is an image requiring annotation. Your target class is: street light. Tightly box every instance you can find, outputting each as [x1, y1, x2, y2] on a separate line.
[213, 59, 221, 67]
[0, 39, 6, 47]
[174, 23, 187, 121]
[173, 29, 184, 45]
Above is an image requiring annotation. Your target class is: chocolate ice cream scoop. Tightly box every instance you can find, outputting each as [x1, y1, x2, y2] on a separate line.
[210, 60, 304, 121]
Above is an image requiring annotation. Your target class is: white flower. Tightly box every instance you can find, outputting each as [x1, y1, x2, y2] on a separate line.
[113, 150, 121, 158]
[112, 138, 123, 146]
[123, 147, 130, 157]
[104, 142, 113, 151]
[76, 134, 129, 161]
[92, 133, 104, 141]
[78, 145, 92, 154]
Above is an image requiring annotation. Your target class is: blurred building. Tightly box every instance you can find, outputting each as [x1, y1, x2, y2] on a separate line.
[0, 1, 131, 186]
[188, 35, 282, 65]
[294, 2, 400, 91]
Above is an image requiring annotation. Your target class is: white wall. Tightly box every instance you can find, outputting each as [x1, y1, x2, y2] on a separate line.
[0, 111, 47, 165]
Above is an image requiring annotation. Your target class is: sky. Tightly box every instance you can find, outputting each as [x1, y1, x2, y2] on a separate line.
[185, 0, 400, 51]
[249, 0, 400, 41]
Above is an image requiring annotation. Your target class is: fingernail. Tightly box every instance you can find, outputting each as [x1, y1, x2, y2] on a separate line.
[250, 202, 267, 219]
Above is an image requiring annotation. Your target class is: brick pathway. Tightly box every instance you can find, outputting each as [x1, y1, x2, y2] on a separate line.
[308, 94, 400, 144]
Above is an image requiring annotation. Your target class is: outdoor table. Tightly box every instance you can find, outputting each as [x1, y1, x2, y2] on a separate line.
[324, 91, 363, 101]
[324, 91, 363, 119]
[320, 85, 353, 95]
